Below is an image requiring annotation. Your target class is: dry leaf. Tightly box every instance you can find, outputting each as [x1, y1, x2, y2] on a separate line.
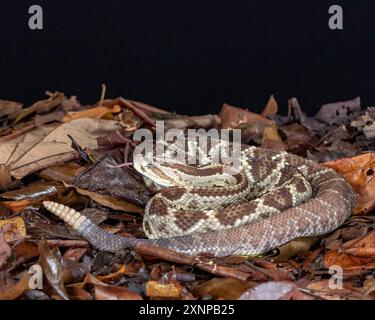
[239, 281, 296, 300]
[261, 123, 287, 151]
[0, 99, 23, 117]
[192, 278, 253, 299]
[0, 118, 122, 180]
[261, 95, 278, 118]
[64, 183, 143, 213]
[219, 103, 274, 129]
[38, 162, 86, 183]
[315, 97, 361, 125]
[0, 217, 26, 242]
[63, 105, 121, 122]
[0, 272, 32, 300]
[324, 230, 375, 269]
[10, 91, 66, 126]
[38, 240, 69, 300]
[94, 284, 143, 300]
[324, 153, 375, 214]
[273, 237, 318, 262]
[146, 280, 182, 299]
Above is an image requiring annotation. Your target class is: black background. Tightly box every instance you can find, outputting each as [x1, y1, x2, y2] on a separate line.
[0, 0, 374, 115]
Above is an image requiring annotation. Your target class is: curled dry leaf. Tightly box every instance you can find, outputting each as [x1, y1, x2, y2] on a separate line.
[261, 95, 278, 118]
[38, 240, 69, 300]
[324, 153, 375, 214]
[219, 103, 273, 129]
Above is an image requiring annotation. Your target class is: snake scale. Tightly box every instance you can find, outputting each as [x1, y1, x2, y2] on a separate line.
[43, 143, 356, 257]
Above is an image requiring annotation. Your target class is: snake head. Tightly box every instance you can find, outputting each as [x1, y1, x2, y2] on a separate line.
[133, 153, 185, 191]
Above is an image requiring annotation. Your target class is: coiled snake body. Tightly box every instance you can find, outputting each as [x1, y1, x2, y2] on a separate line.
[43, 144, 356, 257]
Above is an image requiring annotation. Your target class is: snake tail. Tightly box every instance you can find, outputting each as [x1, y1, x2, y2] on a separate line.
[43, 201, 139, 252]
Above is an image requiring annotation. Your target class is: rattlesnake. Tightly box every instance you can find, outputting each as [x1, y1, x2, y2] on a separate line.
[43, 142, 356, 257]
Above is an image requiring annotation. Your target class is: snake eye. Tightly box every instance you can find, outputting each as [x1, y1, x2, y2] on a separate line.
[146, 161, 155, 168]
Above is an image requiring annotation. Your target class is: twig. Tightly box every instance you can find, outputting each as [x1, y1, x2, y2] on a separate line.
[46, 239, 90, 248]
[127, 100, 170, 115]
[119, 98, 156, 128]
[164, 114, 221, 130]
[134, 242, 250, 282]
[0, 124, 36, 143]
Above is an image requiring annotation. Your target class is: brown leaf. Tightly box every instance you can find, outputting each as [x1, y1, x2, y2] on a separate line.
[94, 284, 143, 300]
[1, 182, 65, 213]
[65, 183, 143, 213]
[323, 251, 373, 269]
[38, 240, 69, 300]
[10, 91, 66, 126]
[34, 110, 65, 127]
[1, 181, 63, 201]
[219, 103, 274, 129]
[0, 272, 31, 300]
[38, 162, 86, 183]
[306, 280, 363, 300]
[344, 247, 375, 258]
[8, 240, 39, 269]
[261, 123, 287, 152]
[0, 118, 122, 180]
[0, 99, 23, 117]
[0, 165, 15, 192]
[273, 237, 319, 262]
[324, 153, 375, 214]
[62, 248, 88, 262]
[192, 278, 253, 300]
[72, 154, 150, 207]
[261, 95, 278, 118]
[65, 287, 93, 300]
[324, 231, 375, 269]
[280, 123, 317, 155]
[96, 265, 129, 283]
